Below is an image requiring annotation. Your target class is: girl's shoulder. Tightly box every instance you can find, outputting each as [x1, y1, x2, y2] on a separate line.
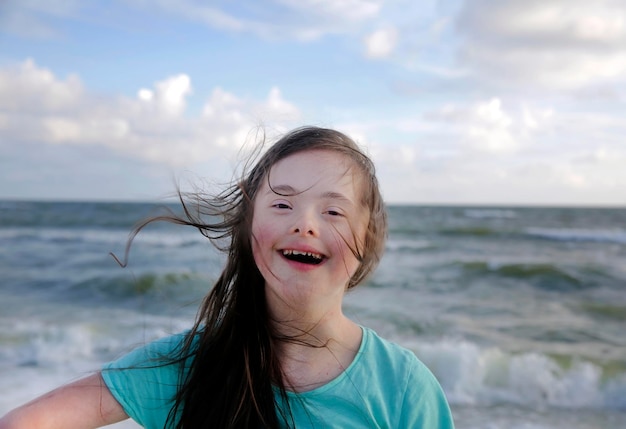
[359, 326, 422, 368]
[100, 331, 198, 429]
[357, 326, 445, 394]
[105, 330, 195, 367]
[357, 327, 455, 427]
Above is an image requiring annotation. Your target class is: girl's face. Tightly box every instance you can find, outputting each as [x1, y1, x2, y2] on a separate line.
[251, 150, 368, 314]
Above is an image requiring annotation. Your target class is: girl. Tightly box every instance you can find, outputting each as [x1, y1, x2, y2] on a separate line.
[0, 127, 454, 428]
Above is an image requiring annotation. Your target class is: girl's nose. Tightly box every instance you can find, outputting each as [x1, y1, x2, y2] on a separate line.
[293, 226, 314, 236]
[291, 211, 318, 236]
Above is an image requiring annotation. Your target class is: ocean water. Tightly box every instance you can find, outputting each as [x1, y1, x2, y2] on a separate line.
[0, 200, 625, 428]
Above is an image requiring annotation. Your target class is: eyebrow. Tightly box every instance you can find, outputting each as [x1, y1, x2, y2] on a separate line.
[268, 184, 297, 196]
[267, 184, 353, 204]
[321, 191, 353, 204]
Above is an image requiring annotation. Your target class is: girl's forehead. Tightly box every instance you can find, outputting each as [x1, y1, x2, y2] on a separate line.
[266, 150, 361, 191]
[261, 150, 363, 204]
[272, 150, 354, 173]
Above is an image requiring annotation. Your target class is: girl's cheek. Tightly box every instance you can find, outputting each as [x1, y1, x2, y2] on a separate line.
[330, 228, 354, 256]
[254, 224, 275, 246]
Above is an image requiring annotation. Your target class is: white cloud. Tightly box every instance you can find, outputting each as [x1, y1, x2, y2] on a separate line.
[0, 58, 83, 112]
[145, 0, 383, 41]
[461, 45, 626, 90]
[263, 87, 301, 119]
[156, 74, 192, 115]
[0, 59, 301, 167]
[3, 1, 626, 205]
[137, 88, 153, 101]
[201, 86, 299, 126]
[349, 92, 626, 205]
[462, 0, 626, 45]
[456, 0, 626, 90]
[0, 0, 81, 38]
[424, 97, 523, 153]
[364, 26, 398, 59]
[136, 74, 192, 116]
[276, 0, 381, 21]
[2, 0, 384, 45]
[149, 0, 245, 32]
[374, 140, 626, 205]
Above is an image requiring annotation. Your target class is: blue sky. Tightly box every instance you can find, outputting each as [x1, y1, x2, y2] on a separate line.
[1, 0, 625, 205]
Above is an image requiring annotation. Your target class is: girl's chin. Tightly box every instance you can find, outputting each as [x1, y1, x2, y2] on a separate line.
[264, 280, 347, 307]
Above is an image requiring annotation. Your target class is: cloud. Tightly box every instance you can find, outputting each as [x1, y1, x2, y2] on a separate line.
[144, 0, 383, 41]
[3, 0, 384, 44]
[277, 0, 381, 21]
[0, 59, 301, 167]
[364, 26, 398, 59]
[146, 0, 246, 33]
[341, 93, 626, 205]
[135, 74, 193, 117]
[424, 97, 528, 153]
[0, 0, 81, 38]
[0, 59, 83, 112]
[3, 1, 626, 205]
[456, 0, 626, 90]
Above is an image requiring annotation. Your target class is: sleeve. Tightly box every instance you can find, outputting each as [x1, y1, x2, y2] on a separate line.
[397, 358, 455, 429]
[101, 334, 188, 429]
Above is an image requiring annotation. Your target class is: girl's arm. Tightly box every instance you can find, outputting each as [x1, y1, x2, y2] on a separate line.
[0, 373, 128, 429]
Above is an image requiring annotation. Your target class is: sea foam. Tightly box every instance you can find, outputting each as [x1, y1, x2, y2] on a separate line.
[409, 339, 626, 411]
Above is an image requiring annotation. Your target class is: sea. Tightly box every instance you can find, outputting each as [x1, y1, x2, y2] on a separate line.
[0, 200, 625, 429]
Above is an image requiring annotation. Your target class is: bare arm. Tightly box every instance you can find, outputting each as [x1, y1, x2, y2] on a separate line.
[0, 372, 128, 429]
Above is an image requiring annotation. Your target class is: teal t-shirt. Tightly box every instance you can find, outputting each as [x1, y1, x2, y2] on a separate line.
[102, 327, 454, 428]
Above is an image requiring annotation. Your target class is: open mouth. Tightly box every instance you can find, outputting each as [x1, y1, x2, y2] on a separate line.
[281, 249, 325, 265]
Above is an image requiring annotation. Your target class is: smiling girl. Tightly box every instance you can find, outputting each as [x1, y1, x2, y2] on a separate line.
[0, 127, 454, 428]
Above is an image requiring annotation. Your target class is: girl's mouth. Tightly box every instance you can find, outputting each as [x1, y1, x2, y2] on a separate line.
[281, 249, 325, 265]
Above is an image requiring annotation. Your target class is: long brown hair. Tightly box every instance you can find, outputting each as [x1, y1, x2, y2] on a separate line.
[123, 126, 387, 428]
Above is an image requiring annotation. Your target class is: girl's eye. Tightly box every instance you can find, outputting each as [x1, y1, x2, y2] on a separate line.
[325, 209, 343, 217]
[273, 202, 291, 209]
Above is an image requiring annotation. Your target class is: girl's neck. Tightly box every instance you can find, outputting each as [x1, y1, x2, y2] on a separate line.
[264, 282, 349, 338]
[271, 315, 362, 393]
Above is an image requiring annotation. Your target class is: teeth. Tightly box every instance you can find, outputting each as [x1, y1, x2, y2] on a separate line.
[282, 249, 323, 260]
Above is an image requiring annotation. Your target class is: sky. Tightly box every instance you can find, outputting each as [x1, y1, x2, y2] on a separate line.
[1, 0, 625, 206]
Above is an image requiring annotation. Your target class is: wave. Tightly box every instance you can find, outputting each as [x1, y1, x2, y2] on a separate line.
[463, 209, 518, 219]
[440, 227, 501, 237]
[390, 225, 626, 245]
[0, 200, 175, 228]
[0, 227, 208, 248]
[0, 316, 190, 370]
[410, 339, 626, 411]
[386, 238, 435, 253]
[63, 272, 209, 306]
[2, 319, 624, 412]
[525, 228, 626, 244]
[461, 261, 587, 290]
[579, 302, 626, 322]
[0, 227, 128, 245]
[4, 272, 212, 311]
[457, 259, 626, 292]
